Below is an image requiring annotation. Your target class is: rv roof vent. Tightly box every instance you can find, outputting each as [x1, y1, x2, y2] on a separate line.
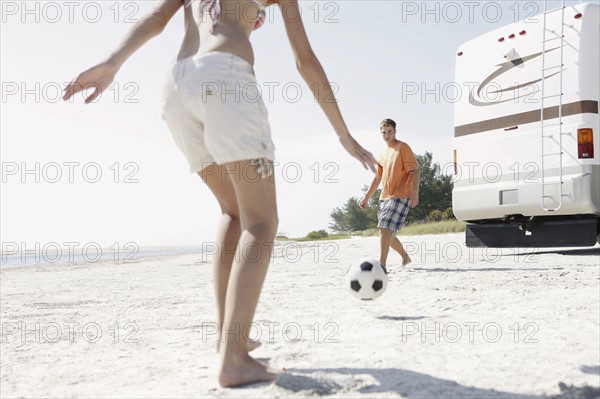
[509, 34, 516, 39]
[519, 30, 526, 36]
[574, 13, 582, 19]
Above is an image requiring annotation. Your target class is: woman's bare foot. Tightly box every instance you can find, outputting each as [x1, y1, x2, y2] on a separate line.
[246, 340, 262, 352]
[219, 354, 281, 388]
[216, 339, 261, 354]
[402, 256, 412, 267]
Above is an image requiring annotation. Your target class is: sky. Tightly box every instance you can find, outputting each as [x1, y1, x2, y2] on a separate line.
[0, 0, 587, 250]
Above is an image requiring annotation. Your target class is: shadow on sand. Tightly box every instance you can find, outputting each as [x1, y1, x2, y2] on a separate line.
[496, 247, 600, 258]
[580, 365, 600, 375]
[276, 367, 543, 398]
[376, 315, 427, 321]
[275, 367, 600, 398]
[410, 267, 551, 272]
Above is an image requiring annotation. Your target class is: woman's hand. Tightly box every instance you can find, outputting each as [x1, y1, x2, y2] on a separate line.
[62, 1, 183, 104]
[339, 135, 378, 174]
[62, 61, 119, 104]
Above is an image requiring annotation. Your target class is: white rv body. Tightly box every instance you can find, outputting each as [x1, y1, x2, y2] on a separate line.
[453, 2, 599, 247]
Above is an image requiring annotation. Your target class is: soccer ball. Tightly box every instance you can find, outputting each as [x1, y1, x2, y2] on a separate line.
[345, 259, 388, 300]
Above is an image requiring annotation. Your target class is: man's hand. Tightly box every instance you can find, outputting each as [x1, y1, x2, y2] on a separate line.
[358, 197, 369, 209]
[409, 192, 419, 208]
[408, 168, 420, 208]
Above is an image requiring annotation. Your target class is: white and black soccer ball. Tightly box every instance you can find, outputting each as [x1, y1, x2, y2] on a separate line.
[345, 259, 388, 300]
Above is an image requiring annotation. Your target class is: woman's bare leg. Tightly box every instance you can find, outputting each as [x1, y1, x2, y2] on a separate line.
[198, 164, 261, 353]
[199, 164, 240, 350]
[218, 160, 280, 387]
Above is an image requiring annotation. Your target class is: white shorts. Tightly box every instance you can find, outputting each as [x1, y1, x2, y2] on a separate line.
[161, 51, 276, 173]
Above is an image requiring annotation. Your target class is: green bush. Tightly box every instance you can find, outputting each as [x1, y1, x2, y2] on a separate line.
[442, 207, 455, 221]
[306, 229, 329, 240]
[429, 209, 443, 222]
[361, 228, 380, 237]
[401, 220, 466, 235]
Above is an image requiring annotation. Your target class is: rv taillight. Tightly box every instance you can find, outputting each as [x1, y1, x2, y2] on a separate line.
[578, 128, 594, 159]
[509, 34, 516, 39]
[574, 13, 582, 19]
[453, 149, 458, 175]
[498, 37, 505, 42]
[457, 51, 463, 56]
[519, 30, 526, 35]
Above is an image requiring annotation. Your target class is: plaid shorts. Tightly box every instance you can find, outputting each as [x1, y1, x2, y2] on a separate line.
[377, 198, 410, 234]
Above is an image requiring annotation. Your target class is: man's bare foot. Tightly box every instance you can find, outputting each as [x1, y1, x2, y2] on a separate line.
[402, 256, 412, 267]
[219, 354, 281, 388]
[216, 339, 261, 354]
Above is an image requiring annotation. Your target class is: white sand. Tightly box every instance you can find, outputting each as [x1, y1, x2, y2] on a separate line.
[1, 233, 599, 398]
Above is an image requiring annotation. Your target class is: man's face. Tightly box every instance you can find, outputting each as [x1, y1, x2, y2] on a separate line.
[380, 125, 396, 143]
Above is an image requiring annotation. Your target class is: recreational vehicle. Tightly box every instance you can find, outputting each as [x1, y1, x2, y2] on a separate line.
[453, 1, 599, 247]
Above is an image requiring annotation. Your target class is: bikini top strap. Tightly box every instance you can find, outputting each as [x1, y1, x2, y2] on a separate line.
[197, 0, 219, 32]
[192, 0, 264, 32]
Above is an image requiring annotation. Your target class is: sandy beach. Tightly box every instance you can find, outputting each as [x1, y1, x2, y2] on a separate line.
[1, 233, 599, 398]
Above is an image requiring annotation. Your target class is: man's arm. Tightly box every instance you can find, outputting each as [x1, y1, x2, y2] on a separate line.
[359, 175, 382, 208]
[408, 168, 420, 208]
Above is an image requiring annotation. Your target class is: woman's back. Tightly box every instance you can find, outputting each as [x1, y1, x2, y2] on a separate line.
[178, 0, 268, 65]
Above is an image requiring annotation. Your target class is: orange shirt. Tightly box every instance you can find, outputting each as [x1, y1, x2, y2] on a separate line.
[377, 141, 419, 200]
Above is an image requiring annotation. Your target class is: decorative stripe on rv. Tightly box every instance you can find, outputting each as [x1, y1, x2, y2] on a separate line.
[454, 100, 599, 137]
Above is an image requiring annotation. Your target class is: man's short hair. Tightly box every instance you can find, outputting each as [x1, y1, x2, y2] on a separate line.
[380, 118, 396, 129]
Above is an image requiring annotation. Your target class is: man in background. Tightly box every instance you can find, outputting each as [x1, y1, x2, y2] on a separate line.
[360, 118, 420, 272]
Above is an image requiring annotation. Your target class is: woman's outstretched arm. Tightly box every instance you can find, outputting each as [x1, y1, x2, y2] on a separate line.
[278, 0, 378, 173]
[63, 0, 183, 103]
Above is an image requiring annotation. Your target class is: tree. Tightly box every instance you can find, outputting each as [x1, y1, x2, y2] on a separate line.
[329, 187, 381, 232]
[405, 152, 453, 224]
[329, 195, 372, 232]
[329, 152, 453, 232]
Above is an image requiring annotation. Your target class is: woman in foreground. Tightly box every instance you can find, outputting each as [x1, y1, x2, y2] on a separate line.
[63, 0, 377, 387]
